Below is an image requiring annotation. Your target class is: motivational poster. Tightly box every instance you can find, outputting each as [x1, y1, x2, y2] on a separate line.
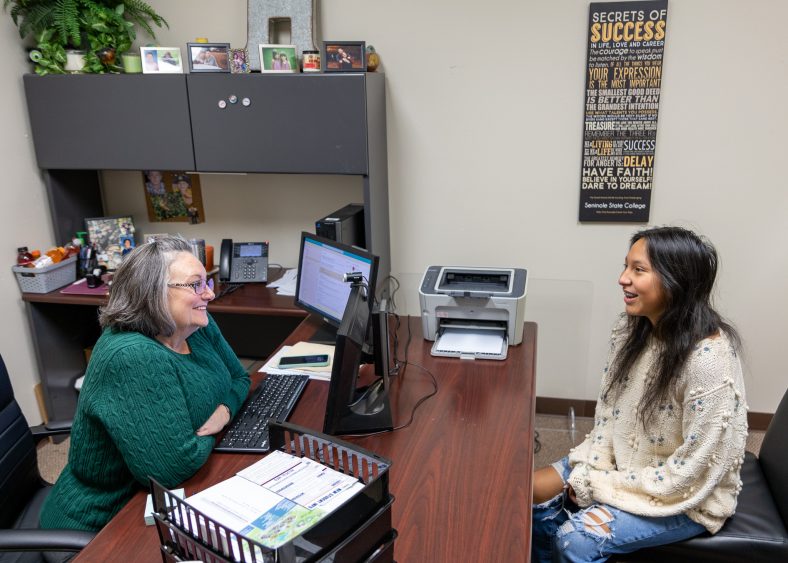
[579, 0, 668, 222]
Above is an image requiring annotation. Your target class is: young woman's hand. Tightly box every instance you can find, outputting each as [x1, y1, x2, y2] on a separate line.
[567, 484, 578, 504]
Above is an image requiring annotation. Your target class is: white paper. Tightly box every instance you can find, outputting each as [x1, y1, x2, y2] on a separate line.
[188, 476, 284, 532]
[267, 268, 297, 296]
[434, 327, 506, 356]
[260, 343, 335, 381]
[144, 487, 184, 526]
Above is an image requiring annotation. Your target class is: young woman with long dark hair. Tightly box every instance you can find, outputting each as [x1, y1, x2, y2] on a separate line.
[532, 226, 747, 562]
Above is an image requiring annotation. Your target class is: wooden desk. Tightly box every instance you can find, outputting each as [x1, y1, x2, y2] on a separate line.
[74, 317, 537, 562]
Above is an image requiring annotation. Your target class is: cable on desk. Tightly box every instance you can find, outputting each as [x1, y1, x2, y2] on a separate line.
[377, 275, 404, 377]
[534, 430, 542, 454]
[376, 274, 401, 311]
[214, 283, 242, 299]
[391, 309, 413, 379]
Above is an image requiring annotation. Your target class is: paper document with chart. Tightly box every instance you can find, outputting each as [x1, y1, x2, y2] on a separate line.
[185, 450, 364, 549]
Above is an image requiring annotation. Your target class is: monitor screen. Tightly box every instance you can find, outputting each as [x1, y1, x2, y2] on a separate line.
[295, 232, 377, 327]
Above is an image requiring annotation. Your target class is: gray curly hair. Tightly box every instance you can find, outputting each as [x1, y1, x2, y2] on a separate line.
[99, 235, 192, 337]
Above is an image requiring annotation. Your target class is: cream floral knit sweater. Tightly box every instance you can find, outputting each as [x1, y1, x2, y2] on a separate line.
[567, 315, 748, 533]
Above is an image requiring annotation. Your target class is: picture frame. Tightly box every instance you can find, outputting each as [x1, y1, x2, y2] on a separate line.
[187, 42, 231, 73]
[229, 48, 251, 74]
[142, 171, 205, 224]
[258, 44, 297, 73]
[323, 41, 366, 72]
[140, 47, 183, 74]
[84, 216, 136, 271]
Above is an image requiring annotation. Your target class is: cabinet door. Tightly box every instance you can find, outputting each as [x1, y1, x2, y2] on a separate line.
[188, 74, 368, 173]
[23, 74, 195, 170]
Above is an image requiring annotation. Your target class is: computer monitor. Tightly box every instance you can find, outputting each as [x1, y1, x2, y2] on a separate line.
[323, 281, 393, 436]
[295, 232, 377, 343]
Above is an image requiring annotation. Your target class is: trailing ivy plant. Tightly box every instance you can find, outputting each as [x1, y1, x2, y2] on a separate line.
[82, 4, 134, 72]
[27, 28, 67, 75]
[4, 0, 167, 73]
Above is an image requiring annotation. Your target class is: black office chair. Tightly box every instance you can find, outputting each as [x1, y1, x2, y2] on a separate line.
[0, 354, 94, 562]
[618, 387, 788, 562]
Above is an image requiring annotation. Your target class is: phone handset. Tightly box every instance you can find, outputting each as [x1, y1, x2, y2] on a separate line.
[218, 239, 269, 283]
[219, 239, 233, 282]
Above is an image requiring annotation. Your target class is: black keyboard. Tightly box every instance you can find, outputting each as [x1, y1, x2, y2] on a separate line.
[214, 373, 309, 453]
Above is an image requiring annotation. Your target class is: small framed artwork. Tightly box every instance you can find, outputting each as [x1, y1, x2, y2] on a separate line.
[258, 44, 297, 73]
[84, 216, 136, 271]
[142, 170, 205, 224]
[140, 47, 183, 74]
[230, 48, 251, 73]
[187, 42, 231, 73]
[323, 41, 366, 72]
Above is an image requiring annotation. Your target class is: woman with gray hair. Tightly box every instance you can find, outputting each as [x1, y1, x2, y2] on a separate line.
[40, 235, 250, 532]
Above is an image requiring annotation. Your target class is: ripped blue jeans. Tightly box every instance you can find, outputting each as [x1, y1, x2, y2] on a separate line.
[532, 457, 705, 562]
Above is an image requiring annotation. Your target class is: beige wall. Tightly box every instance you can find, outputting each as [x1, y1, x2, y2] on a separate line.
[2, 0, 786, 424]
[0, 16, 55, 422]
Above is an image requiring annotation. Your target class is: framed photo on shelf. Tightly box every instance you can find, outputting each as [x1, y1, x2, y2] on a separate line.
[258, 44, 297, 73]
[229, 48, 251, 73]
[323, 41, 366, 72]
[187, 42, 231, 73]
[140, 46, 183, 74]
[84, 216, 136, 271]
[142, 170, 205, 224]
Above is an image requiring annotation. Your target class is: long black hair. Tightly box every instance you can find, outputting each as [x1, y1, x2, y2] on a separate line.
[604, 226, 740, 426]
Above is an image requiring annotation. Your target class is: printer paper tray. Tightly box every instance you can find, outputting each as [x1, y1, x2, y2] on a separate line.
[431, 325, 508, 361]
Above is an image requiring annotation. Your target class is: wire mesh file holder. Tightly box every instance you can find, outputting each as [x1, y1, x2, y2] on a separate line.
[151, 421, 396, 563]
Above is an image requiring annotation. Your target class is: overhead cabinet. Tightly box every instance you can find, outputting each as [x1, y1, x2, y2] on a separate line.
[24, 73, 378, 174]
[23, 74, 195, 171]
[187, 74, 368, 173]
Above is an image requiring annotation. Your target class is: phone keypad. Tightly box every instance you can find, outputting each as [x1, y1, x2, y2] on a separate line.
[232, 259, 266, 281]
[243, 260, 256, 279]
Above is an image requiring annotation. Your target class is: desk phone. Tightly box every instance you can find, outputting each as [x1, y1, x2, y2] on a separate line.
[219, 239, 268, 283]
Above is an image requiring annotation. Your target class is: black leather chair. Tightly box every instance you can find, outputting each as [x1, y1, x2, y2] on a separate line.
[0, 354, 93, 562]
[619, 387, 788, 562]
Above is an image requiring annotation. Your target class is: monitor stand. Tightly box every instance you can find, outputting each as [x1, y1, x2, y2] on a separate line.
[337, 376, 393, 434]
[308, 318, 338, 345]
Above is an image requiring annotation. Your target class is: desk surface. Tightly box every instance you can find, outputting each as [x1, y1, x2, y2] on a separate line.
[22, 279, 304, 317]
[74, 317, 537, 562]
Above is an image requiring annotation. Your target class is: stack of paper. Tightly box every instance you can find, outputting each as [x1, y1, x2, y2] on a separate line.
[185, 450, 364, 550]
[261, 342, 334, 381]
[267, 268, 297, 296]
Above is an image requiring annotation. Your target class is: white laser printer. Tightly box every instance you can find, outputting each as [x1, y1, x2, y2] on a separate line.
[419, 266, 527, 360]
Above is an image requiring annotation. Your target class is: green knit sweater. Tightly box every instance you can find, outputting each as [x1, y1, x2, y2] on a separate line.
[39, 315, 250, 532]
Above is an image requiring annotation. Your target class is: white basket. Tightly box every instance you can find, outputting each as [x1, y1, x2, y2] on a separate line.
[12, 256, 77, 294]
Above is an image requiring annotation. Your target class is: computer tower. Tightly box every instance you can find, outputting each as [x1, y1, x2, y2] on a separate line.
[315, 204, 365, 248]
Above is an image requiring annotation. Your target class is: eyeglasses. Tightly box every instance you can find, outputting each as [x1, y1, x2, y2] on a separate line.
[167, 278, 214, 295]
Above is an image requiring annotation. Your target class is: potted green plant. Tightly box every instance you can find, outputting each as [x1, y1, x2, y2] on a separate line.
[3, 0, 167, 74]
